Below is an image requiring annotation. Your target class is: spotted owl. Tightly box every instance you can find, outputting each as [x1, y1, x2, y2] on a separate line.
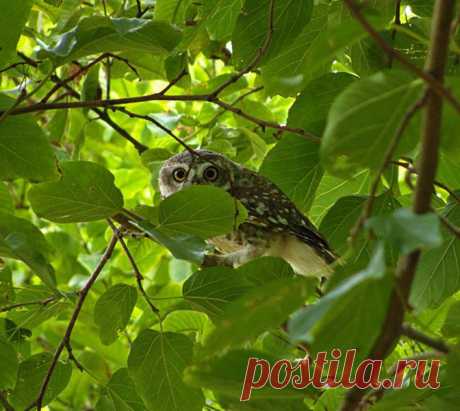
[159, 150, 336, 277]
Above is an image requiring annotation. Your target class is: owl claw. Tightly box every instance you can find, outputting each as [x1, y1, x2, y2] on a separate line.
[202, 254, 233, 268]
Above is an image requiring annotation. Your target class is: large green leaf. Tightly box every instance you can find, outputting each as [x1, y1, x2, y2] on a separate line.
[288, 244, 392, 361]
[96, 368, 146, 411]
[0, 0, 33, 68]
[183, 266, 252, 317]
[410, 200, 460, 310]
[158, 185, 242, 239]
[94, 284, 137, 345]
[10, 352, 72, 409]
[367, 208, 442, 255]
[0, 182, 14, 214]
[0, 95, 58, 182]
[321, 71, 423, 177]
[29, 161, 124, 223]
[203, 277, 311, 356]
[129, 217, 207, 264]
[185, 349, 312, 400]
[128, 330, 204, 411]
[0, 338, 18, 390]
[39, 16, 181, 66]
[233, 0, 313, 69]
[0, 212, 55, 288]
[204, 0, 242, 41]
[260, 73, 355, 212]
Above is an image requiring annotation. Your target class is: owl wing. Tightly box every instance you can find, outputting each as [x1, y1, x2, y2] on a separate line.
[231, 168, 337, 264]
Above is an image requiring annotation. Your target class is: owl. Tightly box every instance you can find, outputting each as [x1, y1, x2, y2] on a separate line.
[159, 150, 336, 277]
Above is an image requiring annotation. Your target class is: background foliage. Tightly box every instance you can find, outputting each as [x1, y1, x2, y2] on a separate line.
[0, 0, 459, 410]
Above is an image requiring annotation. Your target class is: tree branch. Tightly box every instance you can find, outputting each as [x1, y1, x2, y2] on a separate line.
[344, 0, 460, 114]
[0, 296, 58, 313]
[4, 92, 320, 143]
[401, 324, 450, 354]
[341, 1, 456, 410]
[27, 234, 118, 411]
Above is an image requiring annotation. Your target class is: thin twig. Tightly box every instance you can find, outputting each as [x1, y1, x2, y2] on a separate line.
[341, 1, 456, 410]
[209, 0, 275, 98]
[108, 219, 161, 317]
[48, 74, 148, 153]
[344, 0, 460, 115]
[437, 212, 460, 238]
[349, 92, 428, 243]
[116, 106, 200, 154]
[205, 86, 264, 126]
[27, 234, 118, 411]
[41, 53, 139, 104]
[0, 296, 57, 313]
[159, 68, 188, 95]
[401, 324, 450, 354]
[393, 161, 460, 205]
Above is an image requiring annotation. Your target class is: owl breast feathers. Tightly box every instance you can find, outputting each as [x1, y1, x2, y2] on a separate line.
[159, 149, 336, 277]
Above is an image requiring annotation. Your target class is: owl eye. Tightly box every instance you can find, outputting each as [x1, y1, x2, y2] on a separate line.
[203, 166, 219, 182]
[172, 167, 187, 182]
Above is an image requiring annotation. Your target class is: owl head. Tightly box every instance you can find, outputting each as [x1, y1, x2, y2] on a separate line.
[158, 150, 238, 198]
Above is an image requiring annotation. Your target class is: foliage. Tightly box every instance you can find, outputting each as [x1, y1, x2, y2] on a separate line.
[0, 0, 459, 410]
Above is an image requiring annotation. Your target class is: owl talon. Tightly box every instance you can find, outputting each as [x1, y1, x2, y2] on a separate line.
[202, 254, 233, 268]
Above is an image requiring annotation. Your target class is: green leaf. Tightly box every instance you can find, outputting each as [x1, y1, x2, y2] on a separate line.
[204, 0, 242, 41]
[310, 170, 370, 224]
[288, 244, 392, 361]
[183, 266, 252, 317]
[321, 71, 423, 177]
[367, 208, 442, 255]
[29, 161, 124, 223]
[0, 212, 55, 288]
[233, 0, 313, 69]
[0, 0, 33, 69]
[10, 352, 72, 409]
[203, 277, 310, 356]
[318, 193, 400, 259]
[94, 284, 137, 345]
[96, 368, 146, 411]
[0, 182, 14, 214]
[128, 330, 204, 411]
[259, 73, 354, 211]
[155, 0, 192, 24]
[162, 310, 210, 335]
[130, 218, 206, 264]
[185, 349, 311, 400]
[0, 338, 18, 390]
[289, 72, 356, 136]
[237, 256, 295, 285]
[410, 200, 460, 310]
[158, 185, 241, 239]
[442, 300, 460, 338]
[0, 95, 58, 182]
[39, 16, 181, 66]
[260, 136, 321, 212]
[0, 267, 14, 306]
